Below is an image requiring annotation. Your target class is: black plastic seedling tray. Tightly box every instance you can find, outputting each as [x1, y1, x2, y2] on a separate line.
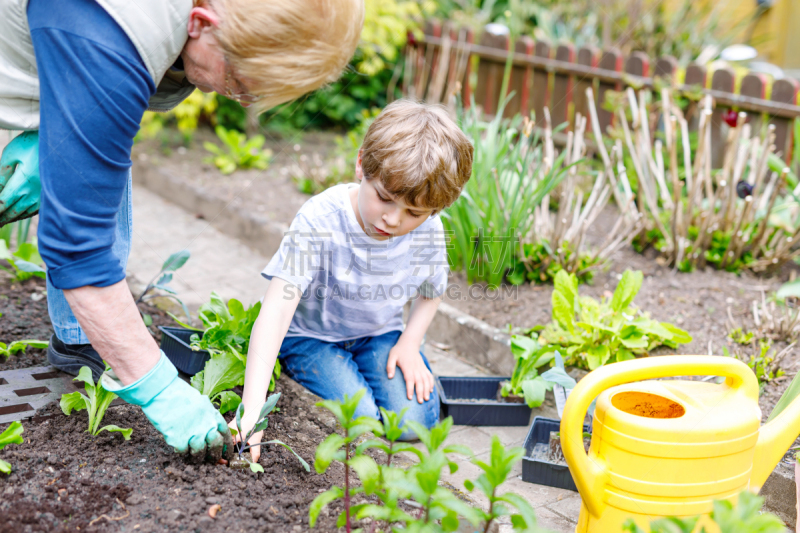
[522, 416, 591, 491]
[159, 326, 209, 376]
[435, 376, 532, 426]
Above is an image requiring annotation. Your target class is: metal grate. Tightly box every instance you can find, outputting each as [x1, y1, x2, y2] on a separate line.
[0, 366, 96, 424]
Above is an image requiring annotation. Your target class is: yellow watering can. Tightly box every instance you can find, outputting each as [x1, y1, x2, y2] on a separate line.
[560, 355, 800, 532]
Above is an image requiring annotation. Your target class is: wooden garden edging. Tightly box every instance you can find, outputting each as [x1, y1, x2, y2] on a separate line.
[402, 20, 800, 166]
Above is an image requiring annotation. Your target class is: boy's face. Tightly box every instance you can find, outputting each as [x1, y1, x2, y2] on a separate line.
[352, 152, 434, 241]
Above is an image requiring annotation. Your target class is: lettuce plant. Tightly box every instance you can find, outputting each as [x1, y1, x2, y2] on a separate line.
[189, 292, 280, 413]
[0, 422, 24, 474]
[230, 393, 309, 474]
[60, 366, 132, 440]
[0, 339, 49, 361]
[539, 270, 692, 370]
[501, 335, 556, 408]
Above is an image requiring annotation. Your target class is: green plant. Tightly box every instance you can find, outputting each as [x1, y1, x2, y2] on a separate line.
[187, 293, 280, 413]
[622, 491, 786, 533]
[539, 270, 692, 370]
[203, 125, 272, 175]
[230, 393, 310, 474]
[60, 366, 132, 440]
[723, 340, 787, 391]
[0, 339, 49, 360]
[0, 237, 45, 282]
[135, 250, 192, 326]
[444, 95, 568, 285]
[501, 335, 556, 407]
[0, 422, 24, 474]
[309, 389, 387, 531]
[135, 89, 218, 143]
[508, 241, 601, 285]
[463, 435, 544, 533]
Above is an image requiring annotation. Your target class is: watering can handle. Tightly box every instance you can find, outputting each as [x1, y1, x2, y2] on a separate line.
[560, 355, 758, 517]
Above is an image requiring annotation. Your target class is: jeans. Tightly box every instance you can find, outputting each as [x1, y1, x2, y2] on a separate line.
[279, 330, 439, 439]
[46, 171, 133, 345]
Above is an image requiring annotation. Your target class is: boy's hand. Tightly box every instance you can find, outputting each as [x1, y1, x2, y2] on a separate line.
[228, 409, 265, 463]
[387, 340, 435, 404]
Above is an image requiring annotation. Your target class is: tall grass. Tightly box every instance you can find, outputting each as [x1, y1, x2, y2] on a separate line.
[443, 98, 569, 286]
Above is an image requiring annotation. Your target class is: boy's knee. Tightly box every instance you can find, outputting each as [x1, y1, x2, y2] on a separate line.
[353, 392, 381, 421]
[396, 398, 440, 441]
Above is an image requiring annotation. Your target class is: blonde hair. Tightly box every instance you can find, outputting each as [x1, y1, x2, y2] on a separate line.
[213, 0, 364, 113]
[360, 100, 473, 213]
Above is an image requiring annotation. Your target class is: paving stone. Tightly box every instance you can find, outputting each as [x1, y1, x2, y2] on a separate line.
[545, 494, 583, 524]
[534, 506, 577, 533]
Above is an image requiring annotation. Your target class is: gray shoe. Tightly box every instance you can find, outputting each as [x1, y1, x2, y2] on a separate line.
[46, 334, 105, 382]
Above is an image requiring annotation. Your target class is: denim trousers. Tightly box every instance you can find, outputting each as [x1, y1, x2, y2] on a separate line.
[279, 329, 440, 439]
[46, 172, 133, 345]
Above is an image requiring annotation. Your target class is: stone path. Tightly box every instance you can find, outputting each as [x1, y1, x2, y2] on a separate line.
[123, 183, 580, 532]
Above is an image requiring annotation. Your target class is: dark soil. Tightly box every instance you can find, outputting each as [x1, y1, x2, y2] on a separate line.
[0, 376, 378, 533]
[0, 273, 179, 372]
[0, 272, 403, 533]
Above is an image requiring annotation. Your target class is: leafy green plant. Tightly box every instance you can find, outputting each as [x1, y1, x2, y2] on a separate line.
[622, 491, 785, 533]
[203, 125, 272, 175]
[0, 240, 45, 282]
[501, 335, 555, 407]
[0, 339, 49, 361]
[60, 366, 132, 440]
[0, 422, 24, 474]
[230, 393, 310, 474]
[539, 270, 692, 370]
[508, 241, 600, 285]
[135, 250, 192, 326]
[188, 292, 280, 413]
[310, 389, 386, 531]
[464, 435, 544, 533]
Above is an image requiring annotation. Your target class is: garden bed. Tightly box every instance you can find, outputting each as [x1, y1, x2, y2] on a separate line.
[0, 274, 393, 532]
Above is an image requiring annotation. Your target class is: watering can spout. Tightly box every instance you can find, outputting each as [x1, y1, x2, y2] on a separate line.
[751, 392, 800, 491]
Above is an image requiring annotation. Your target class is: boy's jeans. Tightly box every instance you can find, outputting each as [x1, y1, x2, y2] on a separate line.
[279, 330, 440, 439]
[46, 172, 133, 345]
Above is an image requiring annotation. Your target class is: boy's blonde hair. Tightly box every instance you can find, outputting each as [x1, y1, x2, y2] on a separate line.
[361, 100, 473, 213]
[213, 0, 364, 113]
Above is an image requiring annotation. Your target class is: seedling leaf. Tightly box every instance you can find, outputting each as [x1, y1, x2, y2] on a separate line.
[309, 487, 344, 527]
[97, 425, 133, 440]
[262, 439, 310, 472]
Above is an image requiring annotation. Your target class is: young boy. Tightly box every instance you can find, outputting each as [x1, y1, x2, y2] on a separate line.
[233, 100, 473, 459]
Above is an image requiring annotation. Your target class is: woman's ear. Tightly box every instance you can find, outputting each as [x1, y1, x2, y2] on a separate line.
[187, 6, 221, 38]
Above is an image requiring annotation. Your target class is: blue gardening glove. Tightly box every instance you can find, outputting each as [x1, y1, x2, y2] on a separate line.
[0, 131, 41, 226]
[101, 352, 233, 463]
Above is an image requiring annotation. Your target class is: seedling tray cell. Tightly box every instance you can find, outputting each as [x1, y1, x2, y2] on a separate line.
[522, 416, 590, 491]
[159, 326, 209, 376]
[0, 365, 123, 424]
[435, 376, 532, 426]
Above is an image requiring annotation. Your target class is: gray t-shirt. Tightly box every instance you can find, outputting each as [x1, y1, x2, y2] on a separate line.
[262, 183, 449, 342]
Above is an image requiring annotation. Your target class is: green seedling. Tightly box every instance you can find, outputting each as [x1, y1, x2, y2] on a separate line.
[60, 366, 132, 440]
[135, 250, 192, 325]
[0, 339, 49, 360]
[203, 125, 272, 175]
[502, 335, 556, 408]
[189, 293, 280, 412]
[723, 339, 785, 390]
[230, 393, 309, 474]
[310, 389, 386, 532]
[0, 421, 24, 474]
[464, 436, 544, 533]
[0, 240, 45, 282]
[508, 241, 599, 285]
[622, 491, 785, 533]
[539, 270, 692, 370]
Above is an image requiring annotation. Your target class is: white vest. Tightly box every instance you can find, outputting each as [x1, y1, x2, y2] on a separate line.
[0, 0, 194, 131]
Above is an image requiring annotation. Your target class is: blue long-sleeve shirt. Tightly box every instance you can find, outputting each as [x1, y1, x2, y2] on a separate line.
[28, 0, 156, 289]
